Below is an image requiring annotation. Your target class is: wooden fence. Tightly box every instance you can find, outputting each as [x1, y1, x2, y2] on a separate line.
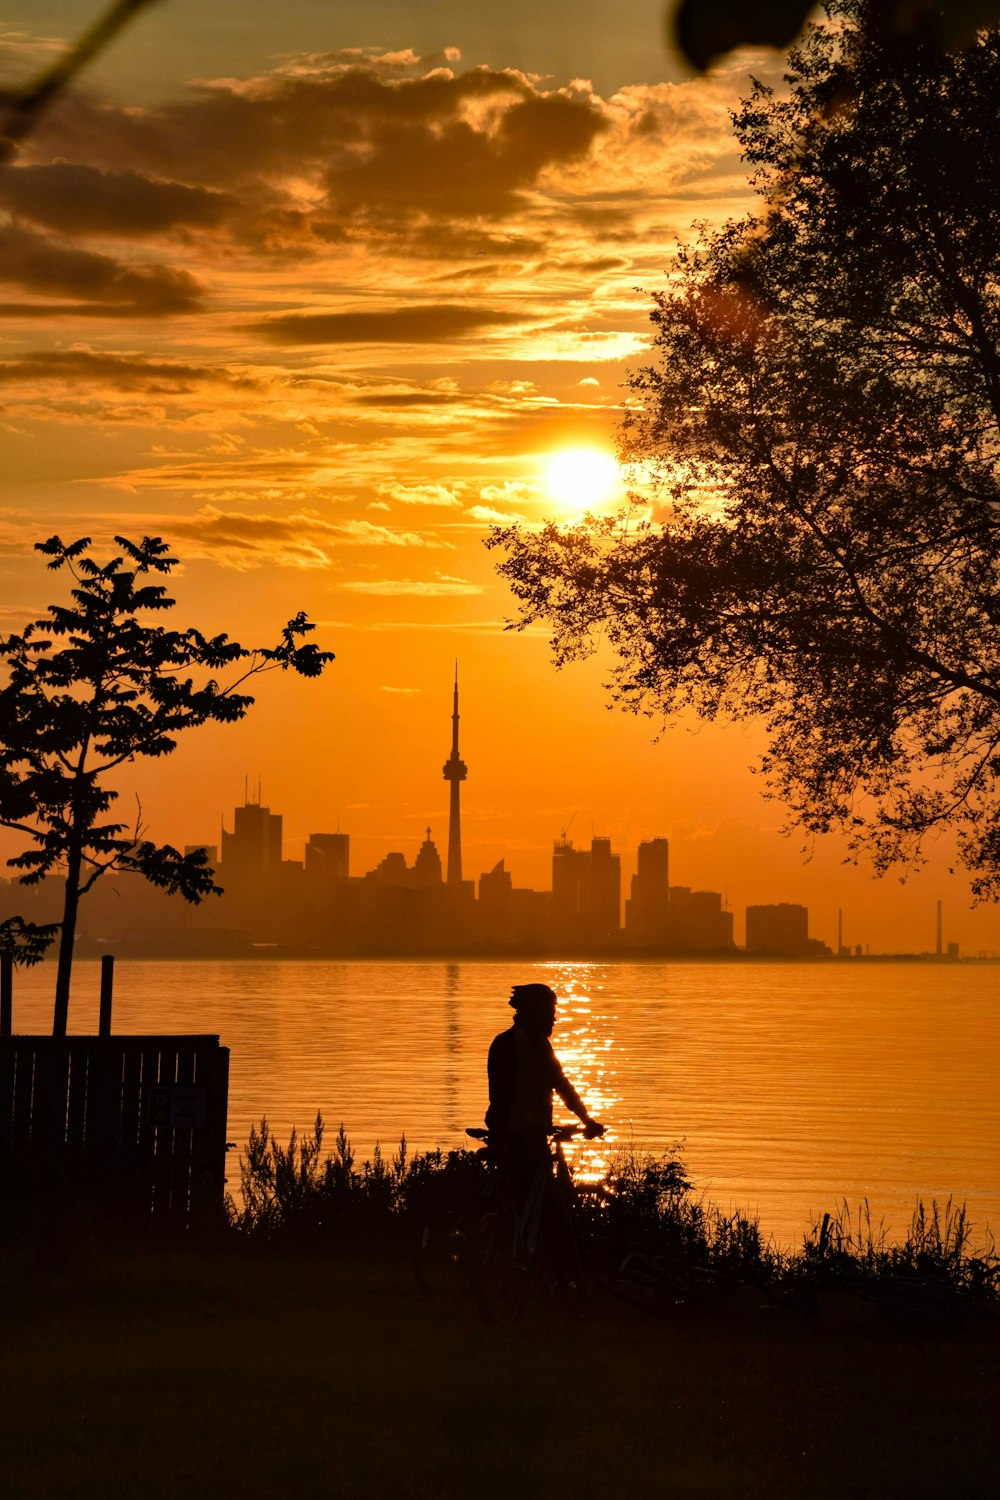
[0, 1033, 230, 1235]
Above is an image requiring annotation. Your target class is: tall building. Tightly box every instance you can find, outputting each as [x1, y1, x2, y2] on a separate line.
[442, 664, 467, 885]
[625, 838, 670, 945]
[745, 903, 809, 954]
[589, 837, 621, 939]
[220, 796, 282, 879]
[551, 835, 621, 945]
[305, 832, 349, 880]
[479, 859, 514, 944]
[552, 837, 589, 937]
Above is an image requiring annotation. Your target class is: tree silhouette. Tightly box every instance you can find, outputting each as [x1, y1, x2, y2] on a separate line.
[0, 534, 333, 1035]
[491, 2, 1000, 895]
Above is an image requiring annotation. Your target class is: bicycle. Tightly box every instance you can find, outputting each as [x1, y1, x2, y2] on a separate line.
[412, 1124, 596, 1325]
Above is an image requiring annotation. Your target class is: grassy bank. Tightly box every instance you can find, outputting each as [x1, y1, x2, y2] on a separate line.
[229, 1116, 1000, 1311]
[2, 1243, 999, 1499]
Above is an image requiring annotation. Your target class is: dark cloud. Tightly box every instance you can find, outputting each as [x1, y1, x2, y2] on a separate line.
[0, 223, 204, 316]
[0, 349, 256, 391]
[247, 304, 527, 345]
[0, 164, 236, 239]
[402, 224, 546, 262]
[554, 255, 631, 273]
[351, 392, 463, 407]
[320, 83, 608, 223]
[28, 58, 609, 238]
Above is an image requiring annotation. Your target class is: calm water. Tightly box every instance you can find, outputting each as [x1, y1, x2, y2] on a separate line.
[10, 958, 999, 1246]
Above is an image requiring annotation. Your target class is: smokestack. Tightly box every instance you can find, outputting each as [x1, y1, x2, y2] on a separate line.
[837, 908, 843, 955]
[936, 900, 943, 957]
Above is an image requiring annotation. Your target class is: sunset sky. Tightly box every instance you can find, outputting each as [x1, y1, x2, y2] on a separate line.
[2, 0, 997, 955]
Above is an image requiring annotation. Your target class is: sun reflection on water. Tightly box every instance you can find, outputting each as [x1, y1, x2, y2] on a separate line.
[541, 962, 621, 1181]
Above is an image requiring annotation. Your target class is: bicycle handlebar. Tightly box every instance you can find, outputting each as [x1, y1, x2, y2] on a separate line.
[465, 1124, 594, 1143]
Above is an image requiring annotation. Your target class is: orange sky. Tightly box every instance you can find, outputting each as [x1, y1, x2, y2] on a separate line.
[2, 1, 998, 955]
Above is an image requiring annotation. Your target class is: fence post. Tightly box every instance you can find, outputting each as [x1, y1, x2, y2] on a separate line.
[0, 952, 12, 1036]
[99, 954, 114, 1037]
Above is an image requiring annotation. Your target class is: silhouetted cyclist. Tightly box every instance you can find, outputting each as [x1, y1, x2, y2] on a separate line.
[485, 983, 604, 1161]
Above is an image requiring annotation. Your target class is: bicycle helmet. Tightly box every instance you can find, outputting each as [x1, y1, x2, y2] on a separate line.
[508, 983, 557, 1019]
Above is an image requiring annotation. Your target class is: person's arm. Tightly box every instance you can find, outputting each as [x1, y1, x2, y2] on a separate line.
[550, 1046, 604, 1136]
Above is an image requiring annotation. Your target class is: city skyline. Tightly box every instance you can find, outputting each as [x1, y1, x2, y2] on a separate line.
[181, 675, 973, 957]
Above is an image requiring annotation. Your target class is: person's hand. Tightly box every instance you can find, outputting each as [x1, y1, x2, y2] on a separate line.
[583, 1118, 605, 1139]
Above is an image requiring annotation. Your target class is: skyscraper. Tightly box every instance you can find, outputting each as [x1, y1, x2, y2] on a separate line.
[220, 794, 282, 879]
[625, 837, 670, 946]
[551, 835, 622, 945]
[442, 664, 467, 885]
[305, 832, 349, 880]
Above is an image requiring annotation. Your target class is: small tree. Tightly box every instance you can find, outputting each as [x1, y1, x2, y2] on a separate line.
[491, 3, 1000, 896]
[0, 534, 333, 1036]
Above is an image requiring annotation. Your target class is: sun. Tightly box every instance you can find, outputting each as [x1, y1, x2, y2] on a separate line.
[543, 447, 621, 515]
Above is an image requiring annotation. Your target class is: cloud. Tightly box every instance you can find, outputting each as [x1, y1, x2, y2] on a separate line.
[32, 54, 605, 219]
[478, 480, 541, 504]
[340, 574, 483, 596]
[151, 506, 338, 568]
[0, 29, 64, 59]
[13, 45, 761, 288]
[0, 164, 237, 239]
[13, 52, 621, 265]
[378, 483, 464, 508]
[91, 505, 454, 568]
[380, 685, 421, 695]
[334, 519, 451, 547]
[318, 616, 543, 635]
[0, 349, 257, 392]
[247, 304, 527, 345]
[465, 504, 531, 525]
[317, 74, 609, 225]
[0, 223, 203, 317]
[350, 391, 462, 408]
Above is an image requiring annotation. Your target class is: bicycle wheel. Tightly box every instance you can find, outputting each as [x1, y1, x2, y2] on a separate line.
[411, 1218, 470, 1301]
[470, 1209, 525, 1325]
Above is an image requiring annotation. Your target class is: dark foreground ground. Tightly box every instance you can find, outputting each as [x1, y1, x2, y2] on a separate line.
[2, 1246, 998, 1500]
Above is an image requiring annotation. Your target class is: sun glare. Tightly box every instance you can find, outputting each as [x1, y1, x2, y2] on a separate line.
[543, 447, 621, 515]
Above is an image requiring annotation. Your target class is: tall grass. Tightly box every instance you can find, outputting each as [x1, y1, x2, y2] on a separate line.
[230, 1114, 998, 1308]
[796, 1196, 999, 1302]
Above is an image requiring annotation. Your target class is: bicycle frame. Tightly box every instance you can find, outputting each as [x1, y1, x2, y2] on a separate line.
[469, 1124, 585, 1302]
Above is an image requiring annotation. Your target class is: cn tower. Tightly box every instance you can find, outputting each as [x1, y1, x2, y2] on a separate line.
[442, 662, 467, 885]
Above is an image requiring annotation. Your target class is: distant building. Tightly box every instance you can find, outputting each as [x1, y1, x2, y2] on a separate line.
[551, 835, 622, 946]
[220, 797, 282, 879]
[666, 887, 734, 951]
[552, 838, 588, 940]
[589, 837, 621, 939]
[305, 832, 349, 880]
[745, 903, 809, 955]
[625, 838, 670, 946]
[412, 828, 443, 887]
[366, 851, 411, 887]
[479, 859, 514, 944]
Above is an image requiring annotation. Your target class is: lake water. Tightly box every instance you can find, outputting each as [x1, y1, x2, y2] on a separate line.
[8, 958, 999, 1247]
